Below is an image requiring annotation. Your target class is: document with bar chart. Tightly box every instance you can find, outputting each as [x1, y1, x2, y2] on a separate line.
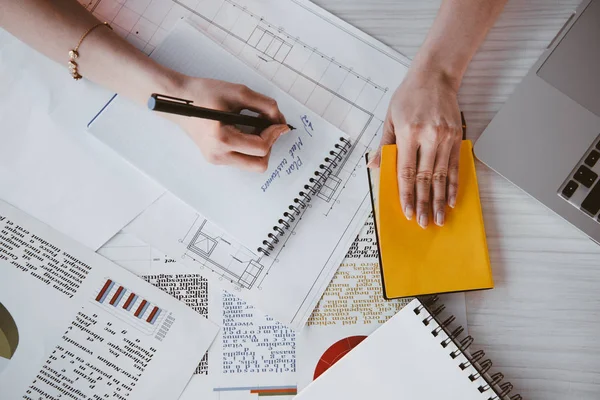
[0, 200, 219, 400]
[100, 232, 298, 400]
[94, 278, 167, 334]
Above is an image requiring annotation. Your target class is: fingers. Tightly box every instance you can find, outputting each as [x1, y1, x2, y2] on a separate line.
[414, 128, 461, 229]
[204, 144, 271, 173]
[432, 140, 452, 227]
[222, 151, 272, 173]
[203, 124, 288, 172]
[447, 138, 461, 208]
[414, 140, 437, 229]
[235, 86, 286, 124]
[221, 124, 289, 157]
[396, 137, 419, 221]
[206, 149, 272, 173]
[259, 123, 290, 145]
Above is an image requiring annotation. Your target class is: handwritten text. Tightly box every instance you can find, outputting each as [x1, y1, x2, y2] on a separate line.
[289, 136, 303, 159]
[261, 135, 308, 192]
[301, 115, 313, 137]
[261, 158, 288, 193]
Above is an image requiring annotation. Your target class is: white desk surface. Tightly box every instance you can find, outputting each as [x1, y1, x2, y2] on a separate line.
[313, 0, 600, 399]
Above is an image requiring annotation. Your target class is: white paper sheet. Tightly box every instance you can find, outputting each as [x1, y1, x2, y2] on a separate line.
[107, 0, 412, 329]
[89, 22, 347, 252]
[77, 0, 412, 263]
[0, 29, 164, 250]
[296, 299, 487, 400]
[99, 232, 299, 400]
[296, 217, 468, 390]
[0, 200, 219, 400]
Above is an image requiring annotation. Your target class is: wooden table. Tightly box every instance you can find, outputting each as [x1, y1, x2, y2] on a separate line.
[313, 0, 600, 398]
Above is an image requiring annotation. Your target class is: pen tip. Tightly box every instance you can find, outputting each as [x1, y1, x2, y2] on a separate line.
[288, 124, 296, 130]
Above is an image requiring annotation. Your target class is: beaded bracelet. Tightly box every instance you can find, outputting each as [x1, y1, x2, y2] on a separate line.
[69, 22, 112, 80]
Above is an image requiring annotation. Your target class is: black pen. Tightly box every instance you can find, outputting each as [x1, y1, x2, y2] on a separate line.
[148, 93, 295, 132]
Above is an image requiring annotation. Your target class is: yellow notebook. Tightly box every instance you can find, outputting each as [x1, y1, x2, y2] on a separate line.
[368, 140, 493, 299]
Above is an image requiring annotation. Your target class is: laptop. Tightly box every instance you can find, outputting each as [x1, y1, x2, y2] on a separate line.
[475, 0, 600, 243]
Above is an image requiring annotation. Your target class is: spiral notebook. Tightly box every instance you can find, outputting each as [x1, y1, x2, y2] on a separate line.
[295, 297, 521, 400]
[89, 22, 350, 253]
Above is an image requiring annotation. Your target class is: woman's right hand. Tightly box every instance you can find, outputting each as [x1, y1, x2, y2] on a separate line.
[169, 77, 290, 172]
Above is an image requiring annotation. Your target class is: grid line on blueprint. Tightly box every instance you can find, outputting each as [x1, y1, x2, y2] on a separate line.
[289, 0, 410, 66]
[78, 0, 389, 216]
[78, 0, 174, 55]
[174, 0, 388, 214]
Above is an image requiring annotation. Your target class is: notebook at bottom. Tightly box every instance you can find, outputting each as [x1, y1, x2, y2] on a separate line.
[295, 297, 519, 400]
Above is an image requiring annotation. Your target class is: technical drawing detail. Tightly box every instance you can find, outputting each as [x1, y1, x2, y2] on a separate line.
[183, 218, 265, 289]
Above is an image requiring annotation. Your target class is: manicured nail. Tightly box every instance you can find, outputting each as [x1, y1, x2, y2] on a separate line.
[404, 205, 414, 220]
[436, 211, 445, 226]
[418, 213, 428, 229]
[449, 196, 456, 208]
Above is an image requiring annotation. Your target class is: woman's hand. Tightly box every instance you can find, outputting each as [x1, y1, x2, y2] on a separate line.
[365, 0, 507, 229]
[373, 68, 462, 228]
[172, 77, 290, 173]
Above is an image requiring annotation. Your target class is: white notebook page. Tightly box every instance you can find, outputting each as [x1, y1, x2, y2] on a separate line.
[90, 22, 346, 252]
[295, 299, 492, 400]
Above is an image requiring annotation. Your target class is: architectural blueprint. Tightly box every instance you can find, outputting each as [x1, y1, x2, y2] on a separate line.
[91, 0, 413, 329]
[182, 216, 265, 289]
[91, 22, 350, 252]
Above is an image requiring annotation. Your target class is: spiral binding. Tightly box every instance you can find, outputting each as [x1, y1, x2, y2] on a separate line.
[257, 137, 352, 256]
[414, 296, 522, 400]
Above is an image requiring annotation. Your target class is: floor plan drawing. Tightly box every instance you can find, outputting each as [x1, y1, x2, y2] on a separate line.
[181, 216, 266, 289]
[98, 0, 412, 328]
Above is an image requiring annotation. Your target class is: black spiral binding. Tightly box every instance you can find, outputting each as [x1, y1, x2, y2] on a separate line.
[256, 137, 352, 256]
[414, 296, 522, 400]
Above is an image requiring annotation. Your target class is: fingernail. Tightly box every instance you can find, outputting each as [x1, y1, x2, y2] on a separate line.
[435, 211, 444, 226]
[449, 196, 456, 208]
[404, 205, 414, 220]
[418, 213, 428, 229]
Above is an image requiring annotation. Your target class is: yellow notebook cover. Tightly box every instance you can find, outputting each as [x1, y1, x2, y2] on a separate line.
[370, 140, 493, 299]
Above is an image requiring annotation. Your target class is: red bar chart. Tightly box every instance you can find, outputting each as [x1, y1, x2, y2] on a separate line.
[93, 278, 165, 334]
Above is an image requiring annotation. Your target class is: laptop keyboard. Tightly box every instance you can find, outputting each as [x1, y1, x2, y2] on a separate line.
[573, 165, 597, 188]
[559, 137, 600, 221]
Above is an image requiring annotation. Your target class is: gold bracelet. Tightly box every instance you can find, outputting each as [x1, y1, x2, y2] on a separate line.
[68, 22, 113, 80]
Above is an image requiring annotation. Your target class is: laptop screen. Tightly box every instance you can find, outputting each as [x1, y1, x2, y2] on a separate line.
[537, 0, 600, 116]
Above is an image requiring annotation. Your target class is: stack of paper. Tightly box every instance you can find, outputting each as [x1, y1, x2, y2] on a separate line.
[0, 200, 219, 399]
[0, 1, 473, 399]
